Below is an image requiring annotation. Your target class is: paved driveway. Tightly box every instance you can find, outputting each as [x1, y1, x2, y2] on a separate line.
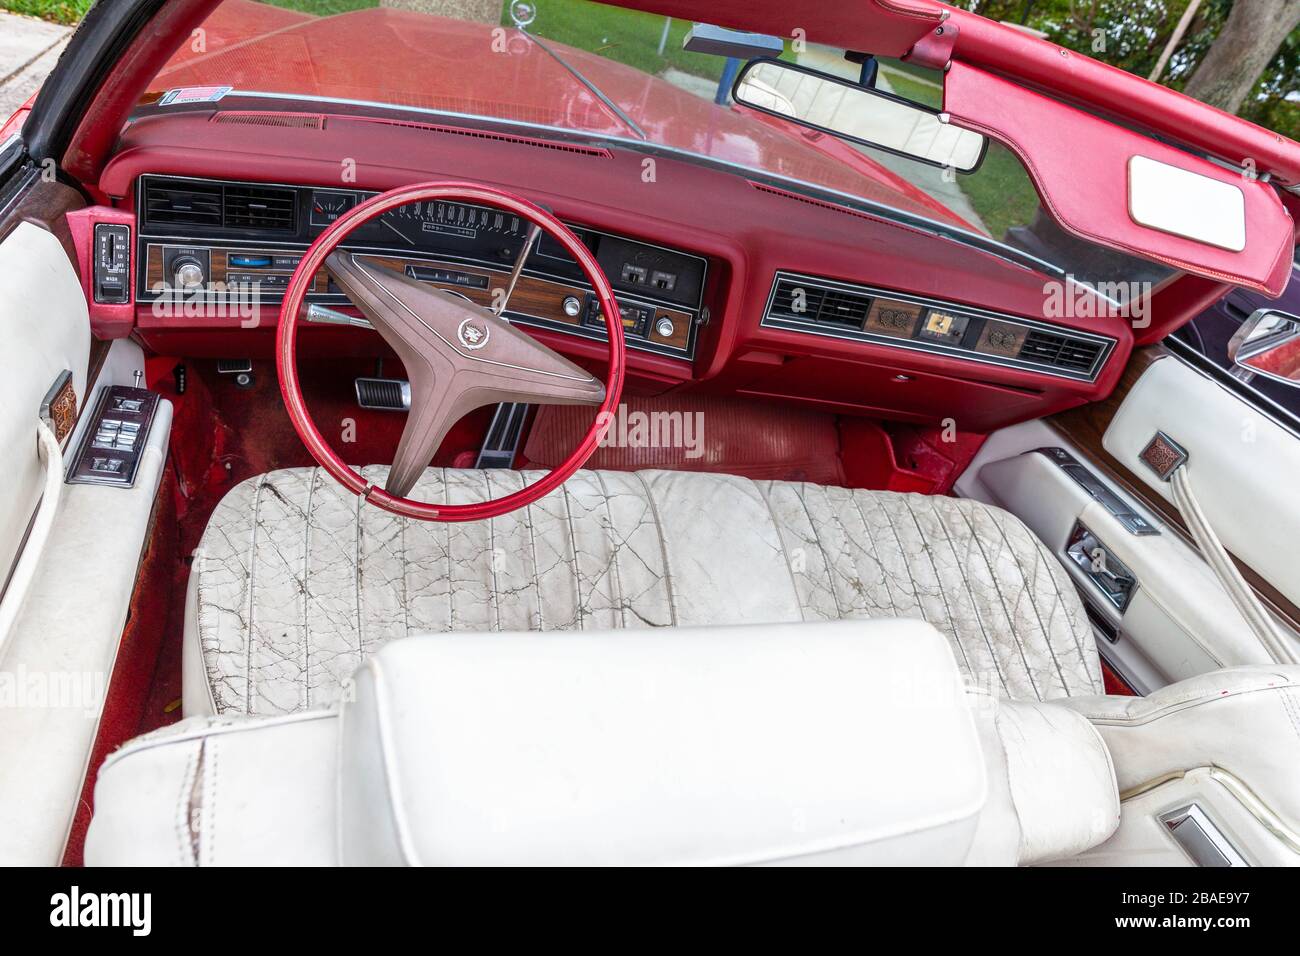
[0, 11, 73, 124]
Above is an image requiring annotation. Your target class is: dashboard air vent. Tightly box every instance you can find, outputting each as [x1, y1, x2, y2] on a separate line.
[223, 185, 297, 232]
[1019, 330, 1104, 373]
[143, 181, 223, 228]
[769, 277, 868, 330]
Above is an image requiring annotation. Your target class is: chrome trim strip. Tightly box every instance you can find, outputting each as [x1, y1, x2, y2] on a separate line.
[759, 270, 1116, 383]
[1158, 802, 1248, 867]
[1207, 768, 1300, 855]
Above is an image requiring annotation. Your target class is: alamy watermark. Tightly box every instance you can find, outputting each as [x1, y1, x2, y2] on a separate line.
[596, 403, 705, 459]
[150, 279, 263, 327]
[1043, 275, 1152, 328]
[0, 665, 106, 717]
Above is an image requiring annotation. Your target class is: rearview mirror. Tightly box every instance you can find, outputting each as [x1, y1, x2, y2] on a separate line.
[1228, 309, 1300, 389]
[732, 58, 987, 173]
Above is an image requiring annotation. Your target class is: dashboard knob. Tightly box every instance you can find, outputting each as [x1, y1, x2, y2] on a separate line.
[173, 257, 205, 290]
[562, 295, 582, 318]
[655, 316, 675, 338]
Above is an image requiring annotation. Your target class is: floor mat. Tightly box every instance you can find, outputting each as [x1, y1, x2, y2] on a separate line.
[523, 395, 847, 485]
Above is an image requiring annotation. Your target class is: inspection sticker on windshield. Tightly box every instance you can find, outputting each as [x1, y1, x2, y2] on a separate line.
[159, 86, 232, 106]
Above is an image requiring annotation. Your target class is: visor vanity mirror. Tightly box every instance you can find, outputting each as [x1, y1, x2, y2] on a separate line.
[1228, 309, 1300, 388]
[732, 57, 987, 173]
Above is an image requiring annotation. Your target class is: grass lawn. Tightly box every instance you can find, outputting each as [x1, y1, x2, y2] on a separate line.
[520, 0, 728, 81]
[881, 65, 1041, 242]
[880, 69, 941, 110]
[248, 1, 731, 82]
[960, 142, 1042, 243]
[0, 0, 91, 24]
[263, 0, 376, 14]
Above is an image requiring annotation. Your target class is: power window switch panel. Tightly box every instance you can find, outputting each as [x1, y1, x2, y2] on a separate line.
[67, 385, 160, 488]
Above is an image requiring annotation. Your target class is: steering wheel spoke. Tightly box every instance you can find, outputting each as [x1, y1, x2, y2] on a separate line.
[325, 251, 605, 498]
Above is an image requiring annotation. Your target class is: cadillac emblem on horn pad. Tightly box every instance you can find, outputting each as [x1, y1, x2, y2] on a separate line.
[457, 317, 490, 350]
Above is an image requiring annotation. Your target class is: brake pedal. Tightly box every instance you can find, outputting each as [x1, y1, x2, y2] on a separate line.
[355, 377, 410, 411]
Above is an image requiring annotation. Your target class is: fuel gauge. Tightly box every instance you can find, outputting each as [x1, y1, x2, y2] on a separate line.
[309, 190, 357, 227]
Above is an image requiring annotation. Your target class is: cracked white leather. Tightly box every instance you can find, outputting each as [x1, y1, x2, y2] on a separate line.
[990, 697, 1120, 863]
[0, 222, 89, 610]
[1061, 665, 1300, 842]
[185, 467, 1102, 716]
[89, 620, 1120, 866]
[963, 689, 1120, 866]
[85, 711, 339, 866]
[1103, 356, 1300, 616]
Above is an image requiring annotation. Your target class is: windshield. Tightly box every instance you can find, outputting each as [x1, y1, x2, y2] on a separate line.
[148, 0, 1168, 298]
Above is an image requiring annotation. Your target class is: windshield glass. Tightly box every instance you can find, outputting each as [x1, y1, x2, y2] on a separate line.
[149, 0, 1168, 299]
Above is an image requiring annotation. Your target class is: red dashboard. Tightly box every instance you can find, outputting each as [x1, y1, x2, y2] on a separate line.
[81, 108, 1133, 432]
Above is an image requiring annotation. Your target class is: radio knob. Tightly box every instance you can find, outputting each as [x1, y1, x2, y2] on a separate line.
[173, 257, 205, 290]
[654, 315, 675, 338]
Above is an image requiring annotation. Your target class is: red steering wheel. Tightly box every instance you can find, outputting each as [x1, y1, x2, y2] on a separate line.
[277, 182, 625, 521]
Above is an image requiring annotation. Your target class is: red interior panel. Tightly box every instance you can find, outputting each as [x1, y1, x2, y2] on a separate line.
[101, 110, 1134, 433]
[945, 62, 1296, 296]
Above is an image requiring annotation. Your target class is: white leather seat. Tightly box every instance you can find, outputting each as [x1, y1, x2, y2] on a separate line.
[184, 466, 1102, 716]
[92, 621, 1121, 866]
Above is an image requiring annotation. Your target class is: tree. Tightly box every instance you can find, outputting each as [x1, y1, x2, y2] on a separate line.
[1181, 0, 1300, 112]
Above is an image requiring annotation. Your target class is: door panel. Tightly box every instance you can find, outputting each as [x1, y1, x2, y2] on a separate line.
[1103, 356, 1300, 613]
[0, 219, 91, 591]
[976, 445, 1274, 687]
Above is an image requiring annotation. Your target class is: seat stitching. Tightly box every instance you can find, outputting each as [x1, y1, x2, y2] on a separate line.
[399, 494, 410, 641]
[1009, 511, 1099, 691]
[822, 484, 856, 616]
[755, 480, 808, 621]
[301, 468, 316, 711]
[245, 474, 267, 716]
[989, 509, 1072, 696]
[560, 479, 585, 629]
[899, 494, 971, 675]
[593, 470, 629, 629]
[847, 490, 898, 615]
[878, 493, 923, 617]
[632, 471, 678, 628]
[354, 486, 364, 670]
[931, 500, 1009, 697]
[794, 482, 845, 618]
[520, 476, 540, 632]
[484, 470, 501, 632]
[444, 469, 454, 633]
[955, 503, 1042, 701]
[525, 490, 543, 630]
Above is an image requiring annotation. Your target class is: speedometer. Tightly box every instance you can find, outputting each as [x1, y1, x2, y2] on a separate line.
[382, 201, 526, 244]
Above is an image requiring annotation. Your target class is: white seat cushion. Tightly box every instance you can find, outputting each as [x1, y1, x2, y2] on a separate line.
[185, 467, 1101, 715]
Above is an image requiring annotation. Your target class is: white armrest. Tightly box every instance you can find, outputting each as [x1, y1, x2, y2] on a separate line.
[340, 620, 987, 866]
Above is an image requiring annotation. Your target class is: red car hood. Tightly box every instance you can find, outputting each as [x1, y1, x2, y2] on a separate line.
[153, 2, 969, 228]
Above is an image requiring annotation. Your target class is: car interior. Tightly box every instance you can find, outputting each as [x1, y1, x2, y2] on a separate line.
[1, 0, 1299, 867]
